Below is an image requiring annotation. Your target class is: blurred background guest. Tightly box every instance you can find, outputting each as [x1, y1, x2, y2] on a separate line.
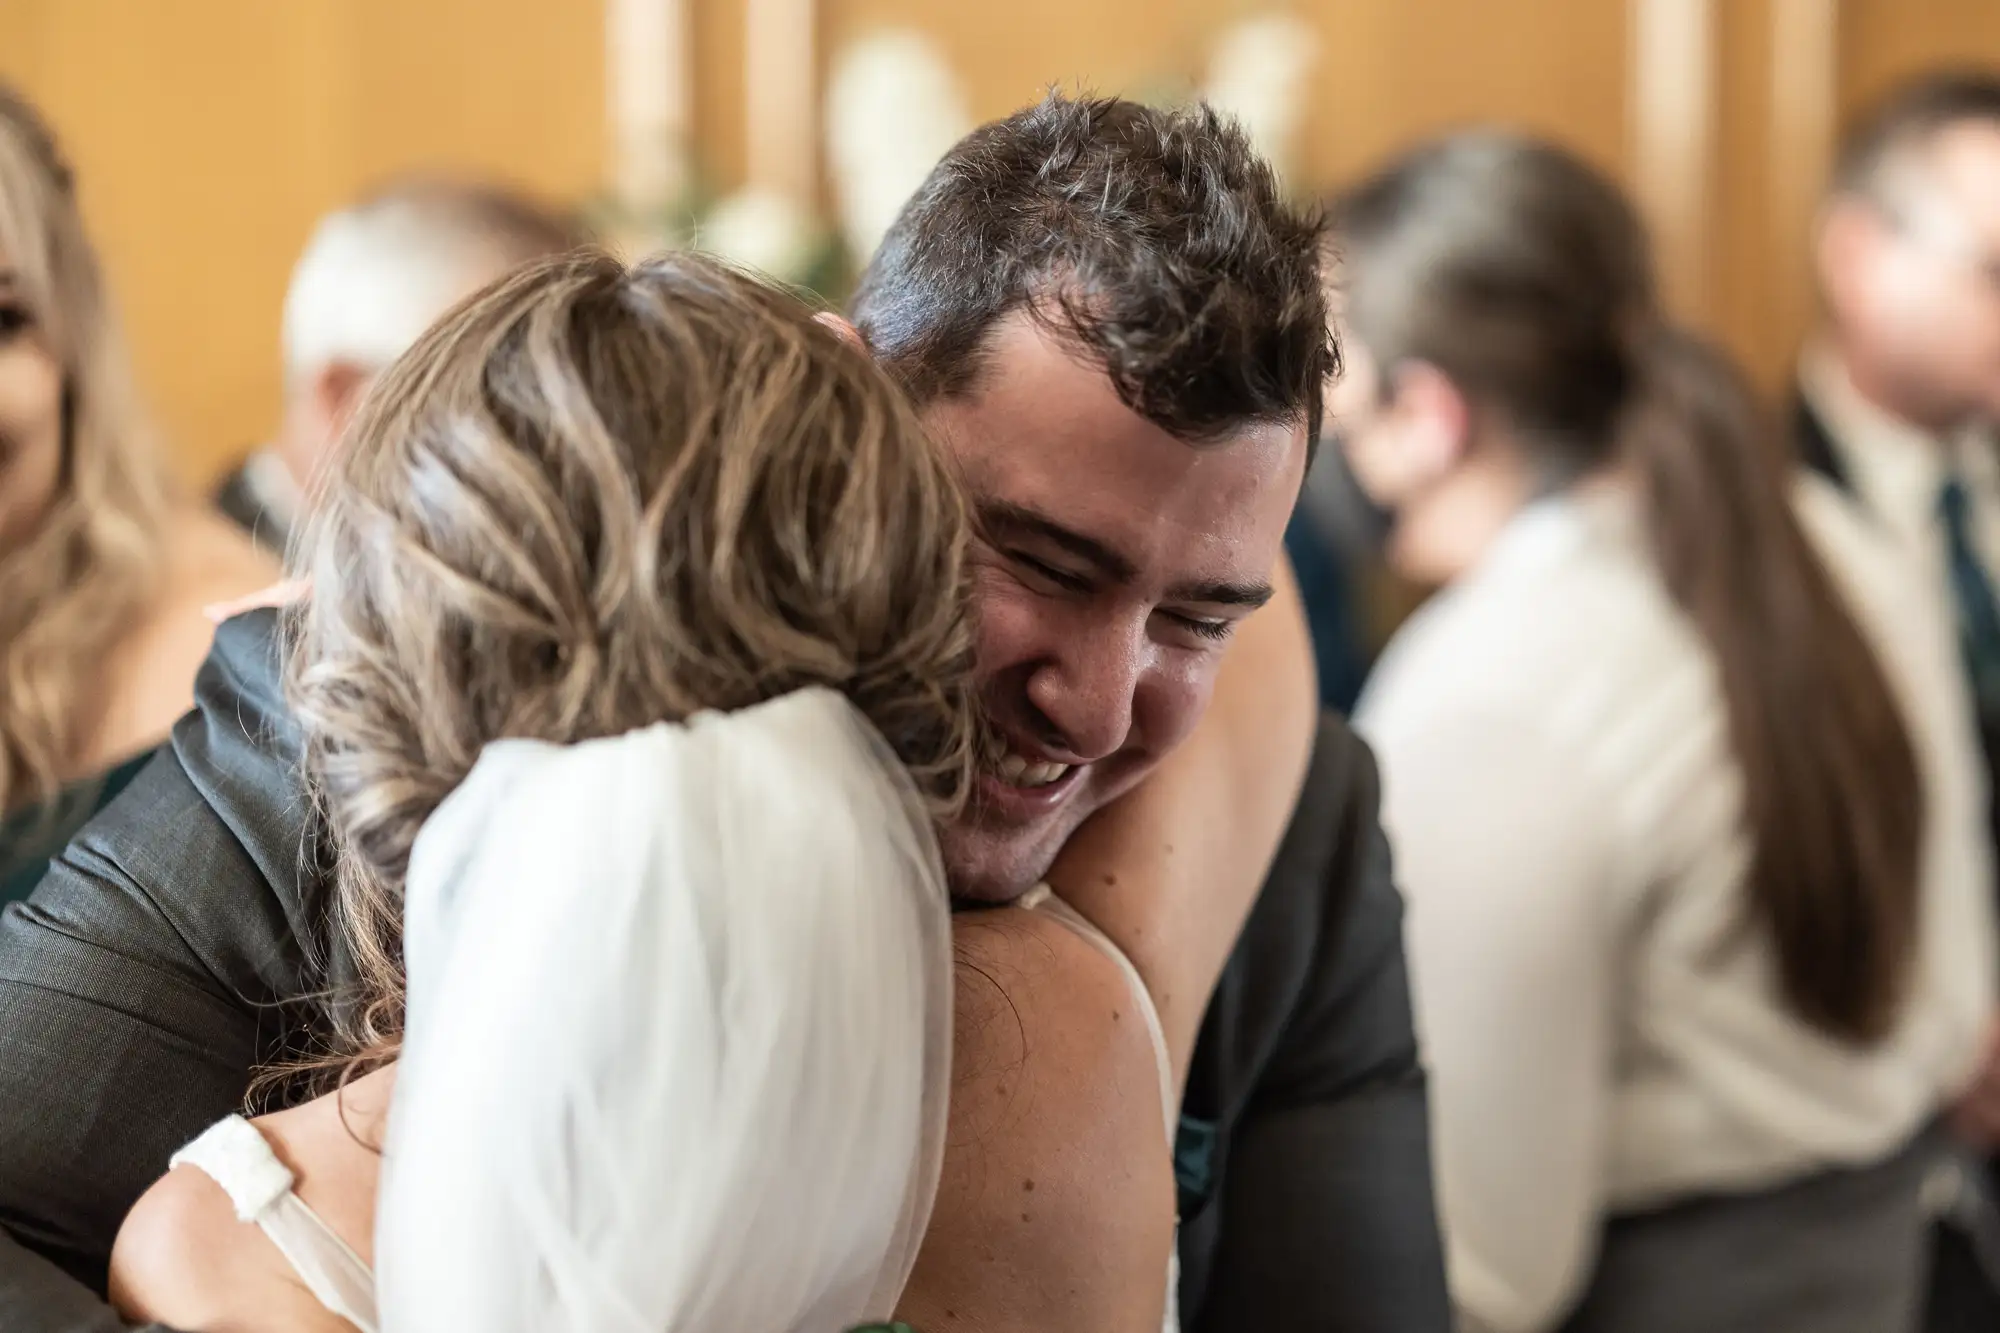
[213, 178, 584, 553]
[0, 83, 275, 901]
[1339, 132, 1996, 1333]
[1801, 68, 2000, 1332]
[1290, 275, 1410, 713]
[1282, 479, 1372, 713]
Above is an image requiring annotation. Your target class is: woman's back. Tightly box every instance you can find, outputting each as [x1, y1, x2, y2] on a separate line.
[1358, 474, 1995, 1326]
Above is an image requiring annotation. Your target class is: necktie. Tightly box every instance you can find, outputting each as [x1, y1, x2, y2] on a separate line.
[1938, 474, 2000, 715]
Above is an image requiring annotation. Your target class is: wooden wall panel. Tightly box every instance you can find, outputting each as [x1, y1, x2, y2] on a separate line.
[709, 0, 1633, 198]
[1306, 0, 1630, 187]
[1632, 0, 1718, 325]
[7, 0, 2000, 485]
[344, 0, 606, 202]
[1840, 0, 2000, 112]
[829, 0, 1210, 126]
[0, 0, 602, 486]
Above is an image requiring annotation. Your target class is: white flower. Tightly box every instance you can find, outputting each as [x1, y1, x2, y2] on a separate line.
[825, 28, 972, 264]
[696, 188, 822, 284]
[1202, 13, 1320, 186]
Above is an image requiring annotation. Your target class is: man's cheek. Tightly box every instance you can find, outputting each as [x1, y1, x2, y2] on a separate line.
[1132, 659, 1214, 761]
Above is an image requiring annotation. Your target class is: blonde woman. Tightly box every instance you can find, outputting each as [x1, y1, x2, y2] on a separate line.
[107, 251, 1312, 1332]
[0, 83, 276, 895]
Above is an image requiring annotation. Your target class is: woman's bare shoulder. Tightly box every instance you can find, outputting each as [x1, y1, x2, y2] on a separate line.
[78, 508, 280, 772]
[160, 504, 286, 616]
[111, 1073, 389, 1329]
[254, 1065, 395, 1268]
[109, 1159, 345, 1333]
[895, 906, 1177, 1333]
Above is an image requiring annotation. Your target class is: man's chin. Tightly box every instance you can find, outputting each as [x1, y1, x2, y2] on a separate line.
[939, 825, 1064, 907]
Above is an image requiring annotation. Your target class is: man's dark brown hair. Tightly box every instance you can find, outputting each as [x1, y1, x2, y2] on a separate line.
[849, 92, 1335, 444]
[1831, 68, 2000, 200]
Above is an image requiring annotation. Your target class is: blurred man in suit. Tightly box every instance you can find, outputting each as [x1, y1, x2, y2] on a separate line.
[214, 179, 581, 552]
[1800, 69, 2000, 1332]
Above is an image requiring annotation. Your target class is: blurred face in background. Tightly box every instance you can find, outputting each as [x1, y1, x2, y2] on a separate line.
[0, 252, 65, 554]
[1332, 330, 1521, 586]
[1820, 120, 2000, 432]
[922, 314, 1305, 902]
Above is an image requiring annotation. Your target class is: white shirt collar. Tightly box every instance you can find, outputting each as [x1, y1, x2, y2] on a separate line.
[1799, 342, 1999, 543]
[1800, 343, 1948, 542]
[241, 446, 303, 530]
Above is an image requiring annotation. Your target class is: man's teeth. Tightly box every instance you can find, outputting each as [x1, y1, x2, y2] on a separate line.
[992, 750, 1071, 788]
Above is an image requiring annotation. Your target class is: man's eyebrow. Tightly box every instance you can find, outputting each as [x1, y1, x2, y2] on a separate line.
[976, 499, 1139, 583]
[1166, 577, 1274, 610]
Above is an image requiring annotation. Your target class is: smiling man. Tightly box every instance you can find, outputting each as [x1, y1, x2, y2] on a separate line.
[845, 94, 1451, 1329]
[0, 94, 1446, 1333]
[852, 97, 1323, 905]
[927, 315, 1301, 898]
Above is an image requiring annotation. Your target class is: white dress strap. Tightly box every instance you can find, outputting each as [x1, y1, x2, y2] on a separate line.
[171, 1116, 380, 1333]
[1018, 883, 1182, 1333]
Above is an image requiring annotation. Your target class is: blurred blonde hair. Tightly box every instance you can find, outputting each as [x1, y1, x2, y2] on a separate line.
[0, 84, 168, 812]
[281, 249, 976, 1088]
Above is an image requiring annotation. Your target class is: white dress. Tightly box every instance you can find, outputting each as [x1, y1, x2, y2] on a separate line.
[169, 1115, 378, 1332]
[170, 881, 1182, 1333]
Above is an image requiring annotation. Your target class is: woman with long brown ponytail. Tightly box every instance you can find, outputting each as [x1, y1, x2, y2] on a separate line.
[1336, 132, 1995, 1333]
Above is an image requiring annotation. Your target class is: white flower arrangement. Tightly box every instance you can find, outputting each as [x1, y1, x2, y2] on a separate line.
[1200, 12, 1320, 188]
[596, 10, 1320, 293]
[696, 187, 828, 285]
[825, 28, 973, 266]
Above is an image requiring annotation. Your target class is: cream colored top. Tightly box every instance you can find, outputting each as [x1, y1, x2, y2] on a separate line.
[1357, 477, 1996, 1333]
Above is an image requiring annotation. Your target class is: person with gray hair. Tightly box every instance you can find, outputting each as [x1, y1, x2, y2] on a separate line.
[213, 178, 583, 552]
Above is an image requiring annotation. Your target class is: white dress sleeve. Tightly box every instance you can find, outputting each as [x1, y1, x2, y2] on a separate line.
[1364, 695, 1619, 1333]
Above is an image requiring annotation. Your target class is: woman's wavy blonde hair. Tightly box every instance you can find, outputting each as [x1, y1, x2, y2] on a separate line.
[281, 249, 977, 1088]
[0, 84, 168, 812]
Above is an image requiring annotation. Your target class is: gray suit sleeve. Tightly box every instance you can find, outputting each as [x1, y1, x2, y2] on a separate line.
[0, 1231, 178, 1332]
[0, 748, 278, 1326]
[1192, 736, 1453, 1333]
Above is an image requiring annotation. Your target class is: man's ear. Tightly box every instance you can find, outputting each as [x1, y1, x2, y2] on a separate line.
[312, 360, 375, 439]
[1388, 360, 1471, 483]
[812, 311, 868, 350]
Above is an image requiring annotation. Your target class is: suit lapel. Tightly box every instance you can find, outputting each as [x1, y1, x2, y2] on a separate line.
[1793, 394, 1855, 497]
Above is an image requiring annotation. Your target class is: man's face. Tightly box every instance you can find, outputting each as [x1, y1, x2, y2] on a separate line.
[922, 313, 1307, 902]
[1827, 122, 2000, 428]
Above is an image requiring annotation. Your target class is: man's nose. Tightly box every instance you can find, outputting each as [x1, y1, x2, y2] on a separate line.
[1022, 624, 1146, 762]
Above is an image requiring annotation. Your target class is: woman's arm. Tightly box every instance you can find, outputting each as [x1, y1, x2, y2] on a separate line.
[894, 561, 1314, 1333]
[109, 1070, 393, 1332]
[1052, 556, 1317, 1091]
[84, 509, 279, 775]
[895, 908, 1179, 1333]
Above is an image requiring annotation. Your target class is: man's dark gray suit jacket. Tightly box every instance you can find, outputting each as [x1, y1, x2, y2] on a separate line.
[0, 609, 1450, 1331]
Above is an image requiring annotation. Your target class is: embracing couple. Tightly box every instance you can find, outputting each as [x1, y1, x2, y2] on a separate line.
[0, 96, 1449, 1332]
